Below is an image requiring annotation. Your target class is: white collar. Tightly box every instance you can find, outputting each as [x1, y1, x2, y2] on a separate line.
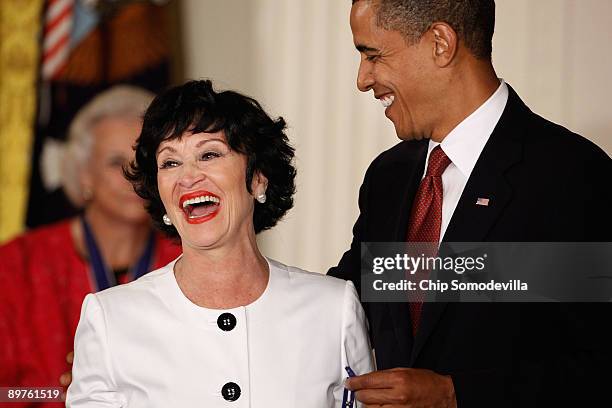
[428, 80, 509, 178]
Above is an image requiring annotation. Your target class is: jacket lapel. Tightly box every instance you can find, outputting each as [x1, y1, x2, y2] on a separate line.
[376, 140, 428, 360]
[410, 86, 527, 364]
[443, 86, 525, 243]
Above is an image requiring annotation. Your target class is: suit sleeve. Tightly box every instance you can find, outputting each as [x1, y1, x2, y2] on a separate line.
[328, 154, 381, 293]
[337, 280, 375, 408]
[67, 294, 125, 408]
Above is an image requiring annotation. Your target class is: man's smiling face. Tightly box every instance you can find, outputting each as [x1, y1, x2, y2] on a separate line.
[350, 0, 439, 140]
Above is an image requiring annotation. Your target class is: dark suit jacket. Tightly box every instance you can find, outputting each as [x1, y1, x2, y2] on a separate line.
[329, 86, 612, 407]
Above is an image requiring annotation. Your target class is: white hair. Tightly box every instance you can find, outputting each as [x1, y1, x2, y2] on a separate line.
[62, 85, 155, 207]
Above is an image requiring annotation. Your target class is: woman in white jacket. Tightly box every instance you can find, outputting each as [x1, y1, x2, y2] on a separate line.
[67, 79, 373, 407]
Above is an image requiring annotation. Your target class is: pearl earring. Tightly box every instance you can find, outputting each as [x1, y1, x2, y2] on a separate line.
[162, 214, 172, 226]
[256, 193, 267, 204]
[83, 187, 93, 202]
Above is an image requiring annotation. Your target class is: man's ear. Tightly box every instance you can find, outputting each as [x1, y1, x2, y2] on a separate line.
[430, 22, 458, 67]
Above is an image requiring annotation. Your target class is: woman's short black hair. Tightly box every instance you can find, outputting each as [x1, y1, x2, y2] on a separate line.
[125, 79, 296, 239]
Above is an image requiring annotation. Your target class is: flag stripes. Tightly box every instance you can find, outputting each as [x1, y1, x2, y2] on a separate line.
[42, 0, 74, 80]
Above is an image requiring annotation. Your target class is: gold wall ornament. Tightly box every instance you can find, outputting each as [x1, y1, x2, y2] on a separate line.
[0, 0, 44, 243]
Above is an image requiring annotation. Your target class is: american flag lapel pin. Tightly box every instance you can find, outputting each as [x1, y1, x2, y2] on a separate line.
[476, 197, 490, 206]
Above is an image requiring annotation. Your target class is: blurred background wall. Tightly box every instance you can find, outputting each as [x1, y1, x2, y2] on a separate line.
[181, 0, 611, 273]
[1, 0, 610, 273]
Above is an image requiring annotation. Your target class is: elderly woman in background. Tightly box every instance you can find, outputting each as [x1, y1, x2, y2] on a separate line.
[0, 86, 181, 399]
[67, 80, 373, 407]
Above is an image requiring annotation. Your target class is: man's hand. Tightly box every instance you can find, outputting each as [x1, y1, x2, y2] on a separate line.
[59, 351, 73, 387]
[345, 367, 457, 408]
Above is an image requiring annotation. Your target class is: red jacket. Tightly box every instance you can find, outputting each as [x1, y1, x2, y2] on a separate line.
[0, 220, 181, 407]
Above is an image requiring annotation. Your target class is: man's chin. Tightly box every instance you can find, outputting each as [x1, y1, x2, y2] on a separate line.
[390, 118, 430, 141]
[395, 128, 429, 141]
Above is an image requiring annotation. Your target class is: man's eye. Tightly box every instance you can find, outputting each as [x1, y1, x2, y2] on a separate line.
[200, 151, 221, 161]
[365, 54, 379, 62]
[159, 160, 179, 169]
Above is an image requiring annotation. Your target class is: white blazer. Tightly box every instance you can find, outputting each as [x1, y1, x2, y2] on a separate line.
[67, 258, 374, 407]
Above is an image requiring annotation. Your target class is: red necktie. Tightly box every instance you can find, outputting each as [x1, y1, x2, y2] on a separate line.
[406, 145, 451, 334]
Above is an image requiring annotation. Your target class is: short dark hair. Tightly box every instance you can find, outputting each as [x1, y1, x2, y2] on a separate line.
[354, 0, 495, 59]
[125, 79, 296, 239]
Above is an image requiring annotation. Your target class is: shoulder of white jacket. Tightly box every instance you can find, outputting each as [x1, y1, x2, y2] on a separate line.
[94, 261, 173, 301]
[267, 257, 349, 292]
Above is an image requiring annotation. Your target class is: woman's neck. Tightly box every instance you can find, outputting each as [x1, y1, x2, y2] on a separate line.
[174, 237, 269, 309]
[72, 209, 151, 269]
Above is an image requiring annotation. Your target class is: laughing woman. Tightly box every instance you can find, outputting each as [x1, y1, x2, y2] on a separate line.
[67, 80, 374, 407]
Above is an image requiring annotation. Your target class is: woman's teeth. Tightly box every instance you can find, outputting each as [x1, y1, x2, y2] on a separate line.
[380, 95, 395, 108]
[182, 195, 220, 209]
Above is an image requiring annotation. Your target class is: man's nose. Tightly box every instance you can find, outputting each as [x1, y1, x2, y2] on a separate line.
[356, 60, 374, 92]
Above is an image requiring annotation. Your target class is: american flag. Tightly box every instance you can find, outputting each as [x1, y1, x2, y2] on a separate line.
[476, 197, 490, 206]
[42, 0, 74, 80]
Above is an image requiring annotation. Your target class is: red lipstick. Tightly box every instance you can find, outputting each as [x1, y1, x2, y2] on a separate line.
[179, 190, 221, 224]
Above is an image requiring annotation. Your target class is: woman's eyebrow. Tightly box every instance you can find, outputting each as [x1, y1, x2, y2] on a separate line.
[195, 138, 226, 148]
[156, 138, 227, 158]
[156, 145, 176, 158]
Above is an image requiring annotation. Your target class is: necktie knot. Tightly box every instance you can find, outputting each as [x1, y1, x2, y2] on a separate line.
[426, 145, 451, 177]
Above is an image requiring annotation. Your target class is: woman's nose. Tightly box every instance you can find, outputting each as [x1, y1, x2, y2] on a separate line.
[177, 161, 205, 188]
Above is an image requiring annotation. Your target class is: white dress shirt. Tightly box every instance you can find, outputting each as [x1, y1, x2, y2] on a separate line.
[67, 257, 374, 408]
[424, 80, 509, 241]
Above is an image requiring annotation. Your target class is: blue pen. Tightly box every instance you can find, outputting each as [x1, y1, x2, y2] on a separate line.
[342, 366, 357, 408]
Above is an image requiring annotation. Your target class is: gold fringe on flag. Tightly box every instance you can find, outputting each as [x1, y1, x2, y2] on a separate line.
[0, 0, 44, 243]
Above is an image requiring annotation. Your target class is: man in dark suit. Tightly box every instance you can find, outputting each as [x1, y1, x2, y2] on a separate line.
[329, 0, 612, 407]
